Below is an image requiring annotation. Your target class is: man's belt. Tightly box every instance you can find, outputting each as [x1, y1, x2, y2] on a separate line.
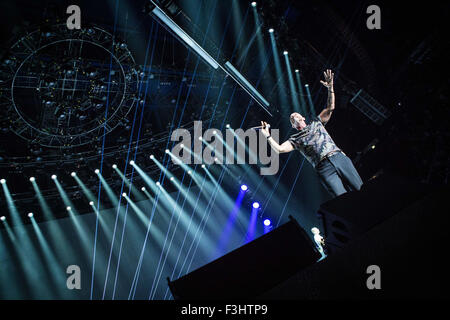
[325, 150, 345, 159]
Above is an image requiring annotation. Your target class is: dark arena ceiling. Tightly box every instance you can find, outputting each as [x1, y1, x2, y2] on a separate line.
[0, 0, 448, 227]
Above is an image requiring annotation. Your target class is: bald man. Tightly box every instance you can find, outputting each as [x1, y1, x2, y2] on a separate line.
[261, 69, 362, 198]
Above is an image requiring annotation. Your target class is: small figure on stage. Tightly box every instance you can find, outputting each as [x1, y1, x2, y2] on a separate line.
[261, 69, 363, 198]
[311, 227, 326, 260]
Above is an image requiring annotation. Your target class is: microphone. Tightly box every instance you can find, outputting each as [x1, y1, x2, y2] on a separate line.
[249, 124, 270, 130]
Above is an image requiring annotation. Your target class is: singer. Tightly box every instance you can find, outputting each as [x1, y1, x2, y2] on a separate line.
[261, 69, 363, 198]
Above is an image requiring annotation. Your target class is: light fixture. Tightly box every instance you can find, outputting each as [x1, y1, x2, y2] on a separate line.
[71, 172, 76, 177]
[28, 212, 33, 218]
[29, 177, 35, 182]
[224, 61, 270, 109]
[51, 175, 57, 180]
[130, 160, 135, 165]
[112, 164, 117, 169]
[95, 169, 100, 174]
[252, 202, 260, 209]
[150, 6, 219, 69]
[268, 28, 274, 33]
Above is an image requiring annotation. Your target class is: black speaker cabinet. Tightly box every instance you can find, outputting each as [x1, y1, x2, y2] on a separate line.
[318, 174, 432, 252]
[168, 216, 321, 299]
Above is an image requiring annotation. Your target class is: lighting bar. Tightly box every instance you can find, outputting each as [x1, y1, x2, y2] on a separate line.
[149, 3, 219, 69]
[147, 1, 273, 116]
[224, 61, 271, 111]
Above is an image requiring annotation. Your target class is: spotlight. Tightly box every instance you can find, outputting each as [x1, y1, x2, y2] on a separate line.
[28, 212, 33, 218]
[214, 157, 219, 162]
[252, 202, 260, 209]
[150, 155, 154, 159]
[283, 51, 288, 55]
[188, 170, 192, 175]
[213, 130, 217, 135]
[165, 149, 169, 154]
[112, 164, 117, 169]
[95, 169, 100, 174]
[263, 219, 271, 226]
[305, 84, 309, 87]
[130, 160, 135, 165]
[170, 177, 174, 181]
[71, 172, 76, 177]
[226, 124, 230, 129]
[251, 1, 257, 7]
[201, 164, 206, 169]
[141, 187, 146, 191]
[156, 181, 161, 186]
[295, 69, 299, 73]
[180, 143, 184, 148]
[66, 206, 71, 211]
[241, 185, 248, 191]
[0, 179, 5, 184]
[0, 216, 5, 221]
[371, 145, 376, 149]
[122, 192, 127, 197]
[198, 136, 203, 141]
[89, 201, 94, 206]
[51, 175, 57, 180]
[29, 177, 35, 182]
[268, 28, 274, 33]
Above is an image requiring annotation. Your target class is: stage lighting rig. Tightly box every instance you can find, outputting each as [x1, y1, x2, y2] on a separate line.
[0, 24, 140, 148]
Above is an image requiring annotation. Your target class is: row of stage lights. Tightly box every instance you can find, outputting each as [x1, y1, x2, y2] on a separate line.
[240, 184, 271, 227]
[1, 157, 271, 227]
[251, 2, 301, 74]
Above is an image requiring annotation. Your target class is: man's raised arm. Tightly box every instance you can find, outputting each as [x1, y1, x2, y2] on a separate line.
[260, 121, 294, 154]
[319, 69, 335, 124]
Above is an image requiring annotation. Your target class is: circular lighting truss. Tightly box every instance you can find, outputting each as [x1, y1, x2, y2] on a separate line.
[0, 24, 140, 148]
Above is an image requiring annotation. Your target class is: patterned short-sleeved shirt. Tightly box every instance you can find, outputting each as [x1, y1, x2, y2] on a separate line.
[288, 116, 341, 168]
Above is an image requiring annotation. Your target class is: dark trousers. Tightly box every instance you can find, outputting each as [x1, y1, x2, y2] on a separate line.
[316, 152, 363, 198]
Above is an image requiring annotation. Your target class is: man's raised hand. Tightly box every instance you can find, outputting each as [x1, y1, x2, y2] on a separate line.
[320, 69, 334, 89]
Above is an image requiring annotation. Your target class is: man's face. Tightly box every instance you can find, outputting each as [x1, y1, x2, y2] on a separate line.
[290, 113, 306, 130]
